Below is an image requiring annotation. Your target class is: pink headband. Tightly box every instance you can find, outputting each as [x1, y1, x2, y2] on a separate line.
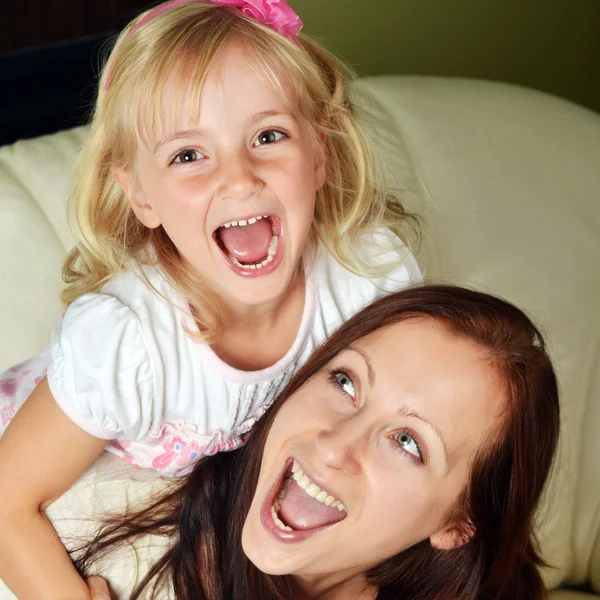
[105, 0, 303, 92]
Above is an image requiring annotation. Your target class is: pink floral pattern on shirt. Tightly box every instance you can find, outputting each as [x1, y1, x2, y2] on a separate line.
[1, 402, 15, 427]
[152, 436, 201, 470]
[106, 404, 269, 477]
[0, 364, 36, 428]
[1, 348, 273, 477]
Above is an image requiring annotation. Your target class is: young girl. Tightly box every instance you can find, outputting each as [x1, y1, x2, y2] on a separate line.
[0, 0, 420, 598]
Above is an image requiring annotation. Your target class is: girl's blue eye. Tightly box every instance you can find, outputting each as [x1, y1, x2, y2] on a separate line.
[171, 149, 202, 164]
[252, 129, 287, 147]
[396, 432, 422, 461]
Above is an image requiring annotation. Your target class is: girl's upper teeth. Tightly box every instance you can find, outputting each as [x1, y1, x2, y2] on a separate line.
[222, 215, 268, 228]
[290, 460, 346, 512]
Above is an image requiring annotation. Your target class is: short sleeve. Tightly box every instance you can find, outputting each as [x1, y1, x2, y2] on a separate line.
[369, 229, 423, 290]
[47, 293, 155, 441]
[338, 230, 423, 313]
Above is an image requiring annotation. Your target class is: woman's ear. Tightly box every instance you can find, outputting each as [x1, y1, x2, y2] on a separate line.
[112, 167, 162, 229]
[429, 520, 475, 551]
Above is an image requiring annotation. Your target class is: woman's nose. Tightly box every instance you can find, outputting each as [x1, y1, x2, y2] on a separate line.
[315, 420, 364, 476]
[215, 151, 262, 202]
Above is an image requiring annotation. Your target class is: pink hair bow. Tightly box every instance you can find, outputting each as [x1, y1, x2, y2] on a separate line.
[127, 0, 302, 42]
[105, 0, 303, 91]
[210, 0, 303, 38]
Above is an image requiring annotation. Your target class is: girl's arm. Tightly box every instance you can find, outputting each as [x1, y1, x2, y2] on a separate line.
[0, 377, 108, 600]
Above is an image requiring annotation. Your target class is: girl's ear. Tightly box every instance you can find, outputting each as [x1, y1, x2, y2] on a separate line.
[112, 167, 162, 229]
[429, 520, 475, 551]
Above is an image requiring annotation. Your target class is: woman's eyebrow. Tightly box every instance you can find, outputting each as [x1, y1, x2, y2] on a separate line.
[347, 346, 375, 387]
[346, 345, 450, 464]
[397, 404, 449, 464]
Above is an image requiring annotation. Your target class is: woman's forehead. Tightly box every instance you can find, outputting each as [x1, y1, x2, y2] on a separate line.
[350, 320, 505, 462]
[357, 318, 487, 373]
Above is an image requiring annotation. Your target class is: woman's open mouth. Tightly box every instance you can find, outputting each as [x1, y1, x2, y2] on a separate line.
[260, 458, 347, 543]
[213, 214, 283, 278]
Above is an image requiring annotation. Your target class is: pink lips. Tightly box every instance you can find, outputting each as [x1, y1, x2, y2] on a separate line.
[259, 458, 344, 544]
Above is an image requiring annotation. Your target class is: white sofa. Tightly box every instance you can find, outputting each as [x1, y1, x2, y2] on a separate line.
[1, 76, 599, 598]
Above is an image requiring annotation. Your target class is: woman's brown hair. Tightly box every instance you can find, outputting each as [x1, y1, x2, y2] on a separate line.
[75, 285, 560, 599]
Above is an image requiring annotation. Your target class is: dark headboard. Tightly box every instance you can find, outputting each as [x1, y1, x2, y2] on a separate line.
[0, 33, 115, 146]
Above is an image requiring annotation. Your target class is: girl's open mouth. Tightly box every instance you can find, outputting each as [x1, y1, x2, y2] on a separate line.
[213, 214, 283, 277]
[260, 458, 347, 543]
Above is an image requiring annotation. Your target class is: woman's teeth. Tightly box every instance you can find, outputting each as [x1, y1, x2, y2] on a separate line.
[230, 236, 278, 270]
[290, 460, 346, 512]
[271, 504, 294, 531]
[270, 460, 347, 532]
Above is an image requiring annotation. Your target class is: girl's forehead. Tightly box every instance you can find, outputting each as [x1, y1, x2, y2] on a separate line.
[133, 44, 305, 146]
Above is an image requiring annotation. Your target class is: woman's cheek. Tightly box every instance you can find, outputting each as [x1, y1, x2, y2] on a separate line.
[269, 396, 324, 440]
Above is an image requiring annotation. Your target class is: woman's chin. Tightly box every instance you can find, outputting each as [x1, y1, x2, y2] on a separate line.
[241, 518, 295, 575]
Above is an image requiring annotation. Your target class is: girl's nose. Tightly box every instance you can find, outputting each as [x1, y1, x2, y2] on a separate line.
[215, 151, 262, 202]
[315, 419, 364, 476]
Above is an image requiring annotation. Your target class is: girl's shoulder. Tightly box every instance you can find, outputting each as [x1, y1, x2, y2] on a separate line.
[312, 228, 422, 323]
[49, 265, 196, 441]
[66, 263, 184, 330]
[57, 263, 189, 380]
[99, 263, 177, 308]
[315, 228, 422, 291]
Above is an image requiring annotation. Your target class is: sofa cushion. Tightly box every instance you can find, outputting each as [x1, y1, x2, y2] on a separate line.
[0, 128, 88, 370]
[363, 76, 600, 591]
[1, 76, 599, 594]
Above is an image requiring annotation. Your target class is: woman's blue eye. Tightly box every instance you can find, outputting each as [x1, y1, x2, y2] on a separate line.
[396, 432, 422, 460]
[333, 370, 355, 398]
[252, 129, 287, 147]
[171, 149, 202, 164]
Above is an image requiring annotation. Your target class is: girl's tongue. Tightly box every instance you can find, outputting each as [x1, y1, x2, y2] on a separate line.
[218, 218, 273, 264]
[278, 479, 346, 530]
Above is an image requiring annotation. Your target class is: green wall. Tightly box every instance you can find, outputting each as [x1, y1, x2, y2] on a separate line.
[290, 0, 600, 114]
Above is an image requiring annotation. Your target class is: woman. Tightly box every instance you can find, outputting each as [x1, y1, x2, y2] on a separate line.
[79, 285, 560, 599]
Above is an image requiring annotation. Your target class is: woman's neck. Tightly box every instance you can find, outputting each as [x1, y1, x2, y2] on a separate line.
[295, 571, 376, 600]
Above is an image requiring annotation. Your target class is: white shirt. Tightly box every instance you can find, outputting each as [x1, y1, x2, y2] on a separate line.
[47, 236, 421, 475]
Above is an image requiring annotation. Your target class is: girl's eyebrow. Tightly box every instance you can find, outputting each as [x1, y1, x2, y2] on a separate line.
[247, 109, 298, 127]
[154, 129, 205, 153]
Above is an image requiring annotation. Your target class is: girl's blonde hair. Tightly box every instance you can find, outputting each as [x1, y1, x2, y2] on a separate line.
[62, 1, 418, 341]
